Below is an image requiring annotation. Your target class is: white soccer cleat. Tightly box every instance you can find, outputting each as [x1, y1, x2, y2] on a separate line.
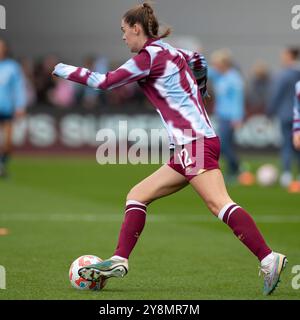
[259, 252, 288, 295]
[78, 256, 128, 282]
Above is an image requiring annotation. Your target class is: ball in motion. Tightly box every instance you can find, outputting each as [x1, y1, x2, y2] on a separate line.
[69, 255, 107, 290]
[256, 164, 278, 186]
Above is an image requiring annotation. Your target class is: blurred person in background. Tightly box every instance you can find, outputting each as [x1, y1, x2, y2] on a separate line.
[20, 57, 37, 107]
[267, 47, 300, 187]
[293, 80, 300, 150]
[0, 38, 27, 178]
[291, 81, 300, 192]
[34, 54, 58, 105]
[247, 60, 271, 115]
[209, 49, 245, 183]
[48, 75, 76, 108]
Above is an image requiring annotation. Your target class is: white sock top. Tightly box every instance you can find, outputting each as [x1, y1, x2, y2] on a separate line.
[261, 252, 274, 267]
[218, 203, 237, 221]
[126, 200, 147, 207]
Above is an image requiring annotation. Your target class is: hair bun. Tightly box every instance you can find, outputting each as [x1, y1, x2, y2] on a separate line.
[142, 2, 153, 14]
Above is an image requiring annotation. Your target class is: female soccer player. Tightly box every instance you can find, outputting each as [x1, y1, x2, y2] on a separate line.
[53, 2, 287, 295]
[0, 38, 27, 178]
[293, 81, 300, 150]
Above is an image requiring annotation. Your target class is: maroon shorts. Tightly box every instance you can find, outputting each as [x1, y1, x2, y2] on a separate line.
[167, 136, 221, 181]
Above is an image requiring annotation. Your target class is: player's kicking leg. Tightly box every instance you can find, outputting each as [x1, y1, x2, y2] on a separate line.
[189, 168, 287, 295]
[78, 164, 188, 281]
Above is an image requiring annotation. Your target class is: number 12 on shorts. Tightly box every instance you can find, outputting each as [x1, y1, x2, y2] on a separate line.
[178, 148, 193, 169]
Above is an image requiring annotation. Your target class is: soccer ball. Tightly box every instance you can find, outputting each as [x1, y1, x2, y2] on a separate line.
[256, 164, 278, 186]
[69, 255, 107, 290]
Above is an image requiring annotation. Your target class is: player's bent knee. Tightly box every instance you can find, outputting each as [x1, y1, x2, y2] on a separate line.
[207, 197, 235, 217]
[205, 199, 231, 217]
[126, 187, 150, 206]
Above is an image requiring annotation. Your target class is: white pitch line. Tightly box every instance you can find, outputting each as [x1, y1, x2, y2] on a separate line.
[0, 213, 300, 223]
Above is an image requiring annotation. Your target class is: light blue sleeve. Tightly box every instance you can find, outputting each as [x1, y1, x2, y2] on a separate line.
[207, 67, 219, 84]
[12, 63, 27, 110]
[228, 74, 244, 121]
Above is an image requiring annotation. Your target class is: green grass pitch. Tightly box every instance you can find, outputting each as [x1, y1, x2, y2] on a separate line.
[0, 155, 299, 300]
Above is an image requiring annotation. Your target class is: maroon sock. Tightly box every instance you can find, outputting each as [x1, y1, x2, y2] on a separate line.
[218, 203, 272, 261]
[114, 200, 147, 259]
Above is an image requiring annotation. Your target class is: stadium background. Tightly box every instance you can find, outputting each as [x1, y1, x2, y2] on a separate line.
[0, 0, 299, 300]
[2, 0, 299, 67]
[0, 0, 298, 152]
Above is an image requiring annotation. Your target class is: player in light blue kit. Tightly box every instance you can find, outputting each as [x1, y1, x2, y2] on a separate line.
[209, 49, 244, 183]
[0, 38, 27, 178]
[293, 81, 300, 150]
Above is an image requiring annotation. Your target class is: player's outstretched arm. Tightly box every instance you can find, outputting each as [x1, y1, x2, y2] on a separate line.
[52, 50, 151, 91]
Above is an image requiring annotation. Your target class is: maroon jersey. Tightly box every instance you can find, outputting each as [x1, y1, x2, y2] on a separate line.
[53, 38, 216, 145]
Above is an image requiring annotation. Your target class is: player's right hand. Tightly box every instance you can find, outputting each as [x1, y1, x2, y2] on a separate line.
[293, 131, 300, 150]
[52, 63, 76, 79]
[52, 63, 67, 77]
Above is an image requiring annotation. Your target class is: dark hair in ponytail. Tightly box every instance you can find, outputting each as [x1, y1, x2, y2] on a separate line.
[123, 2, 171, 39]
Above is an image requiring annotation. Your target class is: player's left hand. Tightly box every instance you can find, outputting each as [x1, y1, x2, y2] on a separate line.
[293, 131, 300, 150]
